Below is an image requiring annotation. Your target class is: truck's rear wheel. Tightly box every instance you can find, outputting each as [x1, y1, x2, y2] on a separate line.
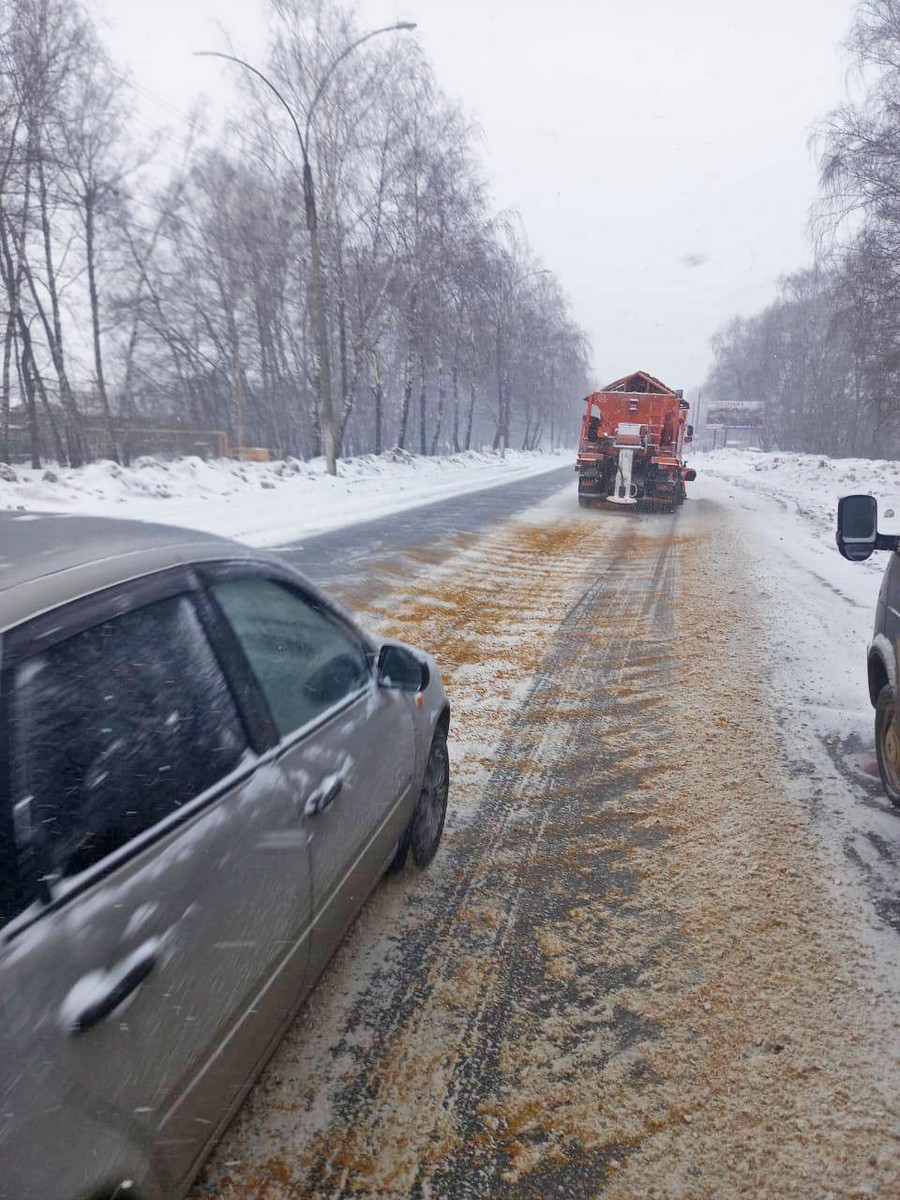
[578, 494, 592, 508]
[875, 684, 900, 807]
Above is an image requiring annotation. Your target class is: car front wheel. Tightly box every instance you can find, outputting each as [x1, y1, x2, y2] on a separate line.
[389, 728, 449, 873]
[410, 729, 450, 866]
[875, 684, 900, 807]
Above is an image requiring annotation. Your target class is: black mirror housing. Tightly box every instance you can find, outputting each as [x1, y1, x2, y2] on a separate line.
[837, 494, 900, 559]
[837, 494, 880, 561]
[377, 643, 428, 691]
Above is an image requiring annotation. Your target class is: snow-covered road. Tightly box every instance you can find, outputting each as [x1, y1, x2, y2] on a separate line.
[695, 455, 900, 933]
[6, 445, 899, 1195]
[187, 458, 900, 1200]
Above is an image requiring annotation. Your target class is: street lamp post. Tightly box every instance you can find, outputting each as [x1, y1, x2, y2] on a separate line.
[197, 21, 415, 476]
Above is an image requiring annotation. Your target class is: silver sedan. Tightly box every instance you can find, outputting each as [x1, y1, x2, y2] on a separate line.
[0, 511, 449, 1200]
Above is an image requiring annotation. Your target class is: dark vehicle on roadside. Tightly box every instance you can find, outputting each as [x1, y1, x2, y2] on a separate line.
[0, 512, 450, 1200]
[837, 493, 900, 806]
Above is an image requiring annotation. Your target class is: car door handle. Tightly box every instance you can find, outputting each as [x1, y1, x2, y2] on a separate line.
[67, 945, 159, 1034]
[304, 774, 344, 817]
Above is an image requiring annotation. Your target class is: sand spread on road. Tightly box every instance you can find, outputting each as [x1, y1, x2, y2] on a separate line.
[196, 501, 900, 1199]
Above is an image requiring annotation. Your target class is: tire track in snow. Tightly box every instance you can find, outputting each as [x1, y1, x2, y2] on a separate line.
[418, 524, 680, 1198]
[192, 511, 681, 1195]
[194, 512, 683, 1198]
[296, 521, 669, 1196]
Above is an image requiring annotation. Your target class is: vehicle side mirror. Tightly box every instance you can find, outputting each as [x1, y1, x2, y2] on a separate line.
[686, 424, 694, 438]
[377, 643, 428, 691]
[836, 494, 879, 561]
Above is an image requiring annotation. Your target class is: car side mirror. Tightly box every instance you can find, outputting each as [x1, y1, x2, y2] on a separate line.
[836, 494, 879, 561]
[686, 424, 694, 439]
[377, 643, 428, 691]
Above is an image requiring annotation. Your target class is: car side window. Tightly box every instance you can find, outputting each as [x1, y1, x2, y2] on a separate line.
[211, 578, 370, 738]
[11, 594, 248, 881]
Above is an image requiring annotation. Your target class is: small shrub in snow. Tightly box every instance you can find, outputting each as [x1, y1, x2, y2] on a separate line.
[276, 458, 303, 476]
[42, 469, 59, 483]
[0, 463, 16, 482]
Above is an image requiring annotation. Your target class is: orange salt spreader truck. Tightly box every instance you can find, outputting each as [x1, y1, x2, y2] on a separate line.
[575, 369, 697, 512]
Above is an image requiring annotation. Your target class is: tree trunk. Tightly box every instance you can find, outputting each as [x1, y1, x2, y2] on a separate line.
[397, 342, 413, 450]
[28, 339, 67, 464]
[337, 325, 366, 454]
[430, 341, 445, 456]
[35, 148, 86, 465]
[1, 308, 12, 462]
[451, 354, 460, 453]
[371, 348, 383, 455]
[418, 354, 427, 456]
[0, 164, 30, 464]
[337, 292, 348, 457]
[464, 380, 476, 451]
[16, 338, 41, 469]
[221, 293, 246, 457]
[493, 322, 504, 451]
[85, 192, 119, 463]
[120, 297, 143, 466]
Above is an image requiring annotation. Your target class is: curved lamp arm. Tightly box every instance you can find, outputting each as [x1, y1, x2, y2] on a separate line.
[194, 50, 310, 165]
[304, 22, 416, 147]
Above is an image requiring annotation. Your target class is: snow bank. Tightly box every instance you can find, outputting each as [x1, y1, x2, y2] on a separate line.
[0, 448, 569, 548]
[692, 444, 888, 758]
[695, 446, 900, 596]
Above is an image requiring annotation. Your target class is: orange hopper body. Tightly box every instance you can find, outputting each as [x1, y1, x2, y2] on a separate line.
[575, 369, 696, 511]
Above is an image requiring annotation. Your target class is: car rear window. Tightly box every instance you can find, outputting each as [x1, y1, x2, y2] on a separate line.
[11, 593, 248, 881]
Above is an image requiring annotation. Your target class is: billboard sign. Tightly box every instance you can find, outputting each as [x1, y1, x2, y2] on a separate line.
[705, 399, 764, 430]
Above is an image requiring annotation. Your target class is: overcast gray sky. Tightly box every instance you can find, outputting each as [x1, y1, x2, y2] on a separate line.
[96, 0, 858, 392]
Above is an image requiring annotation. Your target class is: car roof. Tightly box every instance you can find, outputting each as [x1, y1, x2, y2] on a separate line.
[0, 512, 259, 634]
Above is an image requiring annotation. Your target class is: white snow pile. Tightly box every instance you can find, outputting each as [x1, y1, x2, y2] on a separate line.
[0, 448, 568, 548]
[696, 446, 900, 588]
[692, 446, 894, 743]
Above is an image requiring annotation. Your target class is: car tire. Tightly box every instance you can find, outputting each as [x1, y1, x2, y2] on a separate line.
[410, 729, 449, 866]
[389, 728, 449, 874]
[578, 494, 592, 508]
[386, 829, 410, 874]
[875, 684, 900, 807]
